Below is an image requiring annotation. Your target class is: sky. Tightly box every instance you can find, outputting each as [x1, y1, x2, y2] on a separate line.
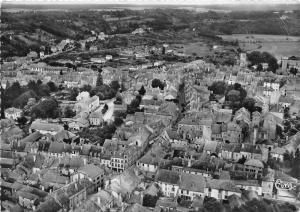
[2, 0, 300, 5]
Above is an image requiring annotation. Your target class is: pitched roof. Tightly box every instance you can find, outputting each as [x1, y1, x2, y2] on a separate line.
[78, 164, 104, 178]
[244, 159, 264, 168]
[36, 197, 62, 212]
[30, 120, 64, 133]
[19, 131, 42, 143]
[206, 179, 241, 193]
[156, 169, 180, 185]
[180, 173, 205, 193]
[48, 142, 71, 154]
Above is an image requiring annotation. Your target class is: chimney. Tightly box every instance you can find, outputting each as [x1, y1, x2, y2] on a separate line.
[33, 155, 36, 162]
[253, 127, 258, 145]
[83, 158, 87, 165]
[97, 196, 101, 205]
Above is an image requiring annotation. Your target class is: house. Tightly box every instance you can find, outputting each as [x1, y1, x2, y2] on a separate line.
[132, 28, 145, 35]
[279, 95, 294, 109]
[4, 107, 22, 120]
[233, 180, 262, 196]
[178, 117, 212, 141]
[262, 112, 283, 140]
[213, 109, 232, 124]
[35, 197, 62, 212]
[263, 80, 280, 91]
[17, 190, 39, 210]
[252, 111, 261, 127]
[89, 111, 103, 126]
[227, 75, 237, 85]
[29, 120, 64, 135]
[75, 95, 100, 113]
[47, 142, 71, 157]
[53, 181, 87, 211]
[270, 147, 286, 162]
[222, 122, 242, 143]
[156, 169, 180, 198]
[106, 55, 113, 60]
[93, 190, 114, 211]
[233, 107, 251, 126]
[71, 164, 105, 190]
[219, 143, 236, 160]
[204, 179, 242, 200]
[179, 173, 206, 200]
[137, 145, 166, 176]
[244, 158, 264, 179]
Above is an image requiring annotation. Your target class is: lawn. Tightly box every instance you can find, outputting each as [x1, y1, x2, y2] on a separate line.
[219, 34, 300, 59]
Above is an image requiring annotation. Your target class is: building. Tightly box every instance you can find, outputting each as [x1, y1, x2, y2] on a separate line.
[29, 120, 64, 135]
[204, 179, 242, 200]
[71, 164, 105, 190]
[17, 190, 39, 210]
[4, 107, 22, 120]
[53, 181, 87, 211]
[156, 169, 180, 198]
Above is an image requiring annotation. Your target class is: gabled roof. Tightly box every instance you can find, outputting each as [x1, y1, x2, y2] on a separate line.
[48, 142, 71, 154]
[19, 131, 42, 143]
[78, 164, 104, 178]
[244, 159, 264, 168]
[30, 120, 64, 133]
[180, 173, 205, 193]
[156, 169, 180, 185]
[206, 179, 241, 193]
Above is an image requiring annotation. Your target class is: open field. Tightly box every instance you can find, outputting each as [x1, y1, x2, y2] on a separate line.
[171, 42, 211, 57]
[219, 34, 300, 59]
[218, 34, 300, 42]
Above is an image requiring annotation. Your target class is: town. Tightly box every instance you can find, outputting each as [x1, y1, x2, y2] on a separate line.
[1, 3, 300, 212]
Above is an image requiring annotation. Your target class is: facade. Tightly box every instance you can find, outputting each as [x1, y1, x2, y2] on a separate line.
[4, 107, 22, 120]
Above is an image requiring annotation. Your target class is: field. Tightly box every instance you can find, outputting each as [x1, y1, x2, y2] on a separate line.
[171, 42, 212, 57]
[219, 34, 300, 59]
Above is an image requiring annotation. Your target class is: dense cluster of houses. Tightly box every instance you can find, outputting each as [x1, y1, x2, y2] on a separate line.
[1, 53, 300, 211]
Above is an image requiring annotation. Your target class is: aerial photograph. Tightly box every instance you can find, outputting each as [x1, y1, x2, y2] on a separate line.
[0, 0, 300, 211]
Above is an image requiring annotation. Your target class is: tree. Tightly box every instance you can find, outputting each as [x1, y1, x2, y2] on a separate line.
[242, 97, 256, 113]
[110, 80, 120, 91]
[226, 89, 241, 102]
[203, 197, 223, 212]
[143, 194, 159, 207]
[69, 88, 79, 101]
[17, 116, 28, 126]
[290, 67, 298, 76]
[114, 117, 123, 126]
[64, 106, 76, 118]
[291, 148, 300, 179]
[257, 63, 263, 72]
[208, 81, 227, 95]
[152, 78, 162, 88]
[47, 81, 58, 92]
[13, 90, 38, 108]
[138, 85, 146, 96]
[30, 98, 60, 119]
[102, 104, 109, 114]
[80, 84, 92, 93]
[114, 95, 122, 105]
[96, 72, 103, 86]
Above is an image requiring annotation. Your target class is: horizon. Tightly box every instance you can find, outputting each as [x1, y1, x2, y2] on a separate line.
[2, 0, 300, 5]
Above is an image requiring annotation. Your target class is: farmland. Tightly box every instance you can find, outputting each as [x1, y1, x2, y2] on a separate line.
[219, 34, 300, 59]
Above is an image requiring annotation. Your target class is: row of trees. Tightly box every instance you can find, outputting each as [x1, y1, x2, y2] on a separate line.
[247, 51, 279, 73]
[1, 80, 60, 118]
[209, 81, 261, 113]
